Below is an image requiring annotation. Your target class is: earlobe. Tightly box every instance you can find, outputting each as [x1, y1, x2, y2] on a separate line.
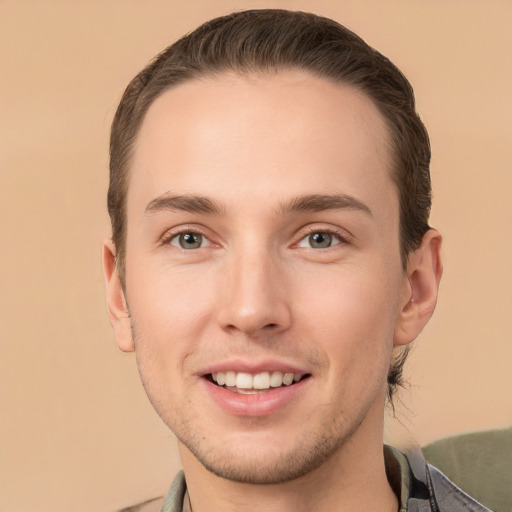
[102, 240, 135, 352]
[394, 229, 443, 347]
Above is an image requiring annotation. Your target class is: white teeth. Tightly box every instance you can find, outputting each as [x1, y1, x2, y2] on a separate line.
[270, 371, 283, 387]
[225, 371, 236, 387]
[211, 371, 304, 390]
[283, 373, 294, 385]
[253, 372, 270, 389]
[235, 372, 253, 389]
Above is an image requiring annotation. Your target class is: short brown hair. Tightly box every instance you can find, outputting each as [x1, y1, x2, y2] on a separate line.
[108, 9, 432, 402]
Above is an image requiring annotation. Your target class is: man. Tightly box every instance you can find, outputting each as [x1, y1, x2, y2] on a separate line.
[103, 9, 489, 512]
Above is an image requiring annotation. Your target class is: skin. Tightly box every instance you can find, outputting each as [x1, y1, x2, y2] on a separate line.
[104, 71, 442, 512]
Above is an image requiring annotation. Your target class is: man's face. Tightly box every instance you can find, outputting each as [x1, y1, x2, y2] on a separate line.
[119, 71, 411, 483]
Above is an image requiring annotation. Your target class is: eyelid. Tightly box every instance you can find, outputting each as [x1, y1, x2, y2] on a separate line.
[293, 224, 353, 248]
[159, 223, 352, 249]
[160, 224, 216, 248]
[170, 232, 209, 249]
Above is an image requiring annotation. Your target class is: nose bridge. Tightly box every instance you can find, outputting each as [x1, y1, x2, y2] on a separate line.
[217, 241, 290, 336]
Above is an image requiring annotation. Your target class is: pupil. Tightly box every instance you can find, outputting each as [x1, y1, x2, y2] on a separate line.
[310, 232, 331, 248]
[180, 233, 202, 249]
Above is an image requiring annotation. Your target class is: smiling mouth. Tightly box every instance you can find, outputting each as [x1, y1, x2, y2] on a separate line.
[206, 371, 309, 394]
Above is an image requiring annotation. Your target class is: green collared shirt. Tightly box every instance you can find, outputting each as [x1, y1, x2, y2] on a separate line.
[423, 427, 512, 512]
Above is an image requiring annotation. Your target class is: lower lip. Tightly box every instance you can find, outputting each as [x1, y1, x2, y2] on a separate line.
[203, 377, 310, 417]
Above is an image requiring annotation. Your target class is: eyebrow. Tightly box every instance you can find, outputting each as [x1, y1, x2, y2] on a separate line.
[279, 194, 372, 216]
[145, 193, 225, 215]
[145, 192, 372, 217]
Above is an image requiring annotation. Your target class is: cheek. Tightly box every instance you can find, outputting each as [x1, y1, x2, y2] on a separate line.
[125, 263, 220, 373]
[126, 268, 219, 423]
[128, 257, 218, 323]
[294, 264, 400, 373]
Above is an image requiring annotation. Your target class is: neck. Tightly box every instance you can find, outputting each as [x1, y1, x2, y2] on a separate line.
[178, 407, 398, 512]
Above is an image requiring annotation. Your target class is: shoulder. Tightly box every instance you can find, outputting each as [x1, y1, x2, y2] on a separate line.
[426, 464, 492, 512]
[423, 427, 512, 511]
[387, 445, 492, 512]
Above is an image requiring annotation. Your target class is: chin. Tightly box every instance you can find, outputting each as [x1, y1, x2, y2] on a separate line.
[175, 415, 362, 485]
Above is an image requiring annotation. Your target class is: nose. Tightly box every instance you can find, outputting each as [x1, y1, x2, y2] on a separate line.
[216, 248, 292, 338]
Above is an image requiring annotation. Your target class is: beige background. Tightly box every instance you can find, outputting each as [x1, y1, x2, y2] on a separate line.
[1, 1, 511, 511]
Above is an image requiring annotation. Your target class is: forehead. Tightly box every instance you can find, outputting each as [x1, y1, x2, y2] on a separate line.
[128, 70, 395, 217]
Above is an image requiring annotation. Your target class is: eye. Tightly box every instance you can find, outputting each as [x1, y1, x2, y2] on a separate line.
[169, 232, 209, 250]
[297, 231, 341, 249]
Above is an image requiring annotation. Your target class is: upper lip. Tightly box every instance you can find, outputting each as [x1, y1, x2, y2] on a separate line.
[199, 358, 310, 377]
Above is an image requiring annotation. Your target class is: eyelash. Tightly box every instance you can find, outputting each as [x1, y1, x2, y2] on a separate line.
[160, 226, 352, 251]
[295, 226, 352, 249]
[161, 226, 213, 250]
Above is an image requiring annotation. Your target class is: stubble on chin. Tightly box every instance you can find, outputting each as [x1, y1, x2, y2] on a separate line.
[174, 409, 366, 486]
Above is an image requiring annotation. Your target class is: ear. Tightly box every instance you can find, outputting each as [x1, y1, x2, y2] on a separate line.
[394, 229, 443, 347]
[102, 240, 135, 352]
